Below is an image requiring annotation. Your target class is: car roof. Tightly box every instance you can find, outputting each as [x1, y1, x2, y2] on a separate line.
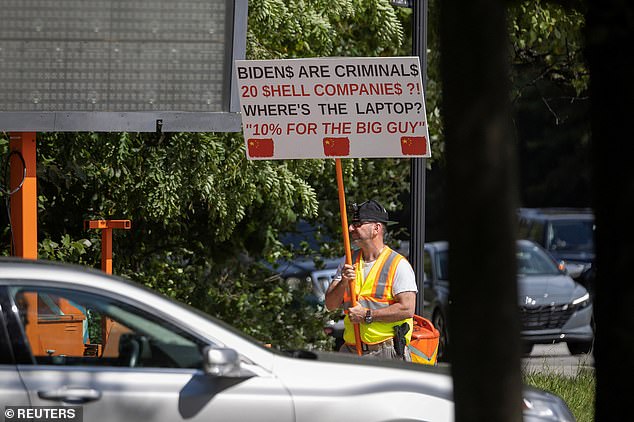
[424, 239, 543, 251]
[517, 207, 594, 220]
[0, 257, 223, 325]
[0, 258, 200, 318]
[0, 257, 119, 283]
[424, 240, 448, 251]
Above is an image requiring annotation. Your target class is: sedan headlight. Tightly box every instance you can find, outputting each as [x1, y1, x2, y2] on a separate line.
[571, 292, 590, 308]
[522, 388, 576, 422]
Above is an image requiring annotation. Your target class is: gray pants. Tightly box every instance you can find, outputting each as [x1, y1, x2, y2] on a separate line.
[339, 342, 412, 362]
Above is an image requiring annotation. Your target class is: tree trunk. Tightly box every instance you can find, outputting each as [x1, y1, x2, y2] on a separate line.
[440, 0, 523, 421]
[585, 1, 634, 420]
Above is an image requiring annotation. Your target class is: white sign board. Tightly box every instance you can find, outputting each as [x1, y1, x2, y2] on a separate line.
[235, 57, 430, 160]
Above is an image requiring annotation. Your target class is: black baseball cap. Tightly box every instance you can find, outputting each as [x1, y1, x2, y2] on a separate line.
[349, 200, 391, 224]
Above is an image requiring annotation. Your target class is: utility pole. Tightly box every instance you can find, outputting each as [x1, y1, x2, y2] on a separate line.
[410, 0, 428, 317]
[390, 0, 429, 315]
[393, 0, 428, 315]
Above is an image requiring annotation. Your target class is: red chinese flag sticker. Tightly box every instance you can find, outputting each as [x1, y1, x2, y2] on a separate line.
[400, 136, 427, 156]
[247, 138, 274, 158]
[323, 137, 350, 157]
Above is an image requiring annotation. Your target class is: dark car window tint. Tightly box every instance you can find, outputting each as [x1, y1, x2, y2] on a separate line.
[517, 218, 532, 239]
[526, 220, 544, 245]
[423, 251, 432, 281]
[437, 251, 449, 280]
[548, 221, 595, 252]
[8, 286, 204, 369]
[0, 302, 15, 364]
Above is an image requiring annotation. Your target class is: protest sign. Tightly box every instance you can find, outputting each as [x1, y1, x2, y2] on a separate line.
[235, 57, 430, 160]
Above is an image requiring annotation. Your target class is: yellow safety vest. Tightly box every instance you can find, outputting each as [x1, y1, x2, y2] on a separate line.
[343, 247, 414, 345]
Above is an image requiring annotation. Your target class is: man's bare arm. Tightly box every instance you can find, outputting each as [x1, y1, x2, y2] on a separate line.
[347, 291, 416, 323]
[325, 263, 354, 311]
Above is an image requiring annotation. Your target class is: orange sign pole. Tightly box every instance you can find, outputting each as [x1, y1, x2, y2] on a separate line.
[9, 133, 39, 350]
[335, 159, 362, 355]
[85, 219, 131, 347]
[9, 132, 38, 259]
[84, 220, 132, 274]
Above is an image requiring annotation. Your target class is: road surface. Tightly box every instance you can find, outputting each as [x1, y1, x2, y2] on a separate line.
[522, 343, 594, 376]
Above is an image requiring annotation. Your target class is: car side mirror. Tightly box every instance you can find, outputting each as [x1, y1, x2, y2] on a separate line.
[203, 346, 241, 377]
[559, 260, 584, 279]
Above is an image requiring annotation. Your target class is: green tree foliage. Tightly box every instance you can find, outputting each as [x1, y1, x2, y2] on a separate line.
[508, 1, 587, 97]
[0, 0, 589, 350]
[424, 0, 587, 152]
[0, 0, 412, 351]
[32, 131, 334, 350]
[248, 0, 405, 58]
[507, 1, 590, 207]
[425, 0, 589, 239]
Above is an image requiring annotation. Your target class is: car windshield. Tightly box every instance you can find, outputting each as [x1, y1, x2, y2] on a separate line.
[517, 243, 561, 276]
[434, 244, 559, 278]
[547, 220, 594, 253]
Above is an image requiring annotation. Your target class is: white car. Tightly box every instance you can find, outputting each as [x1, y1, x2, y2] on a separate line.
[0, 259, 574, 421]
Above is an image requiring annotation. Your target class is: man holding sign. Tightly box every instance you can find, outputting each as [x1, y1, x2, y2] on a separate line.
[325, 200, 417, 361]
[236, 57, 428, 360]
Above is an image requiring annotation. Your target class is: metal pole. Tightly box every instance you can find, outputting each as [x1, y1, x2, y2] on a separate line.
[84, 219, 131, 347]
[84, 219, 132, 275]
[410, 0, 428, 316]
[9, 132, 38, 259]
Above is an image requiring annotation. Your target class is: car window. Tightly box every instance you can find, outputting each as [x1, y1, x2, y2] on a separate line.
[525, 220, 544, 245]
[516, 245, 560, 276]
[547, 220, 595, 252]
[8, 286, 205, 369]
[436, 250, 449, 280]
[423, 250, 432, 281]
[517, 217, 532, 239]
[0, 302, 15, 364]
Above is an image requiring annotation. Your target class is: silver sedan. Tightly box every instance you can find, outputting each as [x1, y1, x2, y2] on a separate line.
[0, 258, 573, 421]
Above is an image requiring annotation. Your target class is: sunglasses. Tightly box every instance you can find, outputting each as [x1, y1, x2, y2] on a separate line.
[350, 221, 380, 229]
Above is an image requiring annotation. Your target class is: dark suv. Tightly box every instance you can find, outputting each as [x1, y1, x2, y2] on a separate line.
[517, 208, 595, 292]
